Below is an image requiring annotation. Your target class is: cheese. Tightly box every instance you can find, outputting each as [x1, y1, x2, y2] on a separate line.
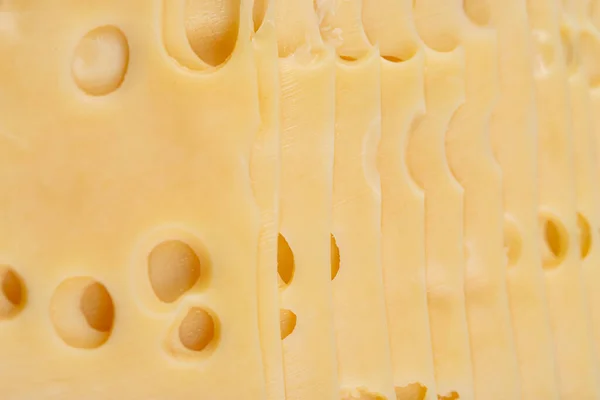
[488, 0, 561, 398]
[251, 1, 286, 399]
[526, 0, 600, 397]
[274, 1, 339, 399]
[362, 0, 438, 398]
[579, 0, 600, 371]
[443, 3, 522, 399]
[0, 0, 267, 398]
[410, 3, 475, 398]
[316, 1, 395, 398]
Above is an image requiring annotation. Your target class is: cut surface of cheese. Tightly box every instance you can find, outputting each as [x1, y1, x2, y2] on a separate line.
[362, 0, 437, 398]
[251, 1, 285, 399]
[444, 4, 522, 399]
[317, 1, 395, 398]
[274, 0, 339, 399]
[0, 0, 267, 399]
[527, 0, 600, 397]
[488, 0, 560, 398]
[410, 3, 474, 397]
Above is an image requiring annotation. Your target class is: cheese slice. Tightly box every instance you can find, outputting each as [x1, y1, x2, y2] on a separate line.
[526, 0, 600, 397]
[274, 1, 339, 399]
[488, 0, 560, 398]
[362, 0, 437, 398]
[410, 4, 474, 397]
[251, 1, 286, 399]
[316, 1, 395, 398]
[579, 0, 600, 370]
[0, 0, 268, 398]
[444, 4, 522, 399]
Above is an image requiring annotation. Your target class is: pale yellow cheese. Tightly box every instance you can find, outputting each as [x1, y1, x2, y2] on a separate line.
[526, 0, 600, 397]
[488, 0, 560, 398]
[316, 1, 395, 398]
[410, 3, 474, 398]
[251, 1, 286, 399]
[579, 0, 600, 370]
[0, 0, 268, 398]
[362, 0, 437, 398]
[274, 1, 339, 399]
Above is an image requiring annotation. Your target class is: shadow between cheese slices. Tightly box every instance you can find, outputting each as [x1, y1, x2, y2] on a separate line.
[250, 1, 286, 399]
[274, 0, 339, 399]
[410, 2, 475, 398]
[362, 1, 437, 399]
[444, 3, 522, 399]
[0, 1, 267, 399]
[488, 0, 561, 398]
[526, 0, 600, 397]
[581, 0, 600, 373]
[316, 1, 395, 398]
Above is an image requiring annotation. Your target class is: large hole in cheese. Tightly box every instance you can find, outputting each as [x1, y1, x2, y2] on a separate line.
[184, 0, 241, 67]
[277, 234, 295, 287]
[148, 240, 201, 303]
[0, 266, 25, 319]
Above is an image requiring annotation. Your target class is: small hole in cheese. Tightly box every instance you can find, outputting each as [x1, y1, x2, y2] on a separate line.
[277, 234, 295, 286]
[0, 266, 25, 319]
[395, 383, 428, 400]
[185, 0, 241, 67]
[331, 234, 340, 280]
[279, 308, 297, 340]
[578, 213, 592, 259]
[178, 307, 216, 352]
[80, 282, 115, 333]
[540, 215, 569, 268]
[148, 240, 201, 303]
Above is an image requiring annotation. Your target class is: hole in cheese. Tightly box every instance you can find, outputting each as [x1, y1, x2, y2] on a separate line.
[184, 0, 241, 67]
[578, 213, 592, 259]
[279, 308, 297, 340]
[438, 391, 460, 400]
[178, 307, 216, 351]
[277, 234, 295, 286]
[503, 217, 522, 267]
[463, 0, 490, 26]
[50, 277, 114, 349]
[331, 234, 340, 280]
[148, 240, 201, 303]
[72, 25, 129, 96]
[540, 214, 569, 268]
[0, 266, 25, 319]
[253, 0, 267, 32]
[395, 382, 428, 400]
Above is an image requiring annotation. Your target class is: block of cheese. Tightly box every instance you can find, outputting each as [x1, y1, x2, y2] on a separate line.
[443, 4, 522, 399]
[316, 1, 395, 398]
[250, 1, 285, 399]
[362, 0, 437, 398]
[526, 0, 600, 397]
[410, 4, 475, 398]
[488, 0, 560, 398]
[578, 0, 600, 370]
[0, 0, 268, 399]
[274, 1, 339, 398]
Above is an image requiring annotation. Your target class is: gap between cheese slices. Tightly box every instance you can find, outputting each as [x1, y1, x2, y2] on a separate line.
[274, 0, 339, 399]
[250, 0, 286, 399]
[362, 0, 437, 398]
[315, 1, 395, 398]
[488, 0, 561, 398]
[526, 0, 600, 397]
[0, 0, 268, 399]
[441, 2, 523, 399]
[578, 0, 600, 372]
[409, 1, 475, 399]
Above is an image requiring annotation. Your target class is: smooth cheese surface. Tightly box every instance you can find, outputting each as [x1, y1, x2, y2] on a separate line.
[251, 1, 286, 399]
[444, 3, 522, 399]
[410, 3, 474, 397]
[317, 1, 396, 398]
[0, 1, 267, 399]
[363, 0, 437, 398]
[488, 0, 560, 398]
[527, 0, 600, 397]
[275, 1, 339, 398]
